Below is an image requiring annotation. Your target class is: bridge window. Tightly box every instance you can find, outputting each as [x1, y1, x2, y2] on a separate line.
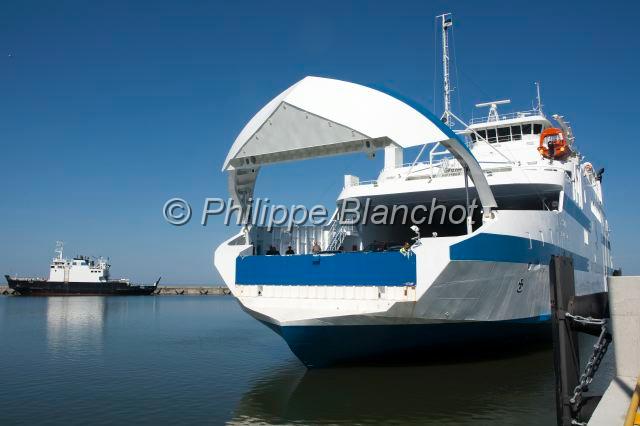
[511, 125, 522, 140]
[487, 128, 497, 143]
[522, 123, 532, 134]
[497, 127, 510, 142]
[533, 124, 542, 134]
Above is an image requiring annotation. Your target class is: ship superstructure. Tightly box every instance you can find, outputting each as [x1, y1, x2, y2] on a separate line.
[48, 241, 113, 283]
[6, 242, 159, 296]
[214, 15, 613, 366]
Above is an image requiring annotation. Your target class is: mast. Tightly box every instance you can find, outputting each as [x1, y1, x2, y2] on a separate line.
[438, 13, 454, 128]
[535, 81, 544, 115]
[55, 241, 64, 260]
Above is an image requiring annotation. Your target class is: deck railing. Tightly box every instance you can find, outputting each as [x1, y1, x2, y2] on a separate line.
[346, 162, 566, 188]
[469, 109, 542, 125]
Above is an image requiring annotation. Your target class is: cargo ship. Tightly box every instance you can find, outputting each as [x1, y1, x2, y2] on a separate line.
[5, 242, 159, 296]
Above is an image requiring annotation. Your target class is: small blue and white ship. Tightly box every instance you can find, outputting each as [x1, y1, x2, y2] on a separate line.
[214, 14, 614, 367]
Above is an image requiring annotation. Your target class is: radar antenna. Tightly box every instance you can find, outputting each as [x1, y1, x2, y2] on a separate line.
[475, 99, 511, 122]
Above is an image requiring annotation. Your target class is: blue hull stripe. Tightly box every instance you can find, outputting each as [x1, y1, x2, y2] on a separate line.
[563, 194, 592, 230]
[450, 233, 590, 272]
[237, 234, 590, 287]
[264, 318, 551, 367]
[236, 251, 416, 286]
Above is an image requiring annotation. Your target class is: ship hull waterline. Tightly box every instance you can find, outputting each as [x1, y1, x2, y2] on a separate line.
[6, 277, 156, 296]
[242, 304, 552, 368]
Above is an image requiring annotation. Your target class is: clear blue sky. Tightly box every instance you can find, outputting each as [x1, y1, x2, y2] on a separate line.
[1, 0, 638, 284]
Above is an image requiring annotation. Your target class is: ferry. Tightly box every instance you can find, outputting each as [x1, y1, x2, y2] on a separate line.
[6, 242, 159, 296]
[214, 14, 614, 367]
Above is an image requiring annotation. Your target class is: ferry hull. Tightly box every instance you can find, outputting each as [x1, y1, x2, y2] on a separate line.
[262, 319, 551, 367]
[218, 220, 606, 367]
[5, 276, 156, 296]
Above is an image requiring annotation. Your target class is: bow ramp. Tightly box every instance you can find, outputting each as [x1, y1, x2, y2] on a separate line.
[223, 76, 497, 212]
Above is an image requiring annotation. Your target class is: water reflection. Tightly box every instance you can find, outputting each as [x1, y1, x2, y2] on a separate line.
[0, 297, 616, 425]
[46, 297, 106, 353]
[230, 350, 558, 425]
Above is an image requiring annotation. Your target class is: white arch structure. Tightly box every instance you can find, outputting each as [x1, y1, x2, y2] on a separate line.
[223, 76, 497, 215]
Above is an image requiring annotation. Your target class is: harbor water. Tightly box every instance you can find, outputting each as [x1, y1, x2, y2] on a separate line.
[0, 296, 614, 425]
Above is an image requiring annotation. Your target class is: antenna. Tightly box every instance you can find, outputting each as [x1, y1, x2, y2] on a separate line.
[534, 82, 543, 115]
[437, 13, 454, 128]
[475, 99, 511, 121]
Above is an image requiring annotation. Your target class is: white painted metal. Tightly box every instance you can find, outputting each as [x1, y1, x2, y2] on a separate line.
[222, 76, 454, 171]
[47, 242, 112, 283]
[222, 75, 498, 214]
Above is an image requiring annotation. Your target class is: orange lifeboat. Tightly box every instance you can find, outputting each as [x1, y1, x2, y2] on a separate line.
[538, 127, 572, 160]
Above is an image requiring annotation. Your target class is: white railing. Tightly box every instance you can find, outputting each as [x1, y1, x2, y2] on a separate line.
[346, 160, 564, 187]
[344, 161, 571, 188]
[469, 109, 542, 125]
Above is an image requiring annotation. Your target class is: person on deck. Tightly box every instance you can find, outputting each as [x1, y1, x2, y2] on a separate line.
[266, 245, 280, 255]
[285, 246, 295, 255]
[311, 241, 321, 254]
[400, 242, 411, 257]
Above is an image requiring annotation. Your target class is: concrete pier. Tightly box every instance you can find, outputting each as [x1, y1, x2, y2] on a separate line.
[153, 286, 231, 296]
[0, 285, 231, 296]
[0, 285, 15, 295]
[589, 276, 640, 425]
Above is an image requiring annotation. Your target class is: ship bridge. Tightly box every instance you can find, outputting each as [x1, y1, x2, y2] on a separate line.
[466, 112, 551, 145]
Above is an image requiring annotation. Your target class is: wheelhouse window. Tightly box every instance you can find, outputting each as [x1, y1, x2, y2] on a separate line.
[511, 125, 522, 140]
[497, 127, 510, 142]
[533, 124, 542, 134]
[487, 128, 497, 143]
[471, 126, 531, 143]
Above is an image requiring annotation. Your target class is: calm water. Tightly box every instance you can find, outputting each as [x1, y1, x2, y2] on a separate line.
[0, 296, 614, 425]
